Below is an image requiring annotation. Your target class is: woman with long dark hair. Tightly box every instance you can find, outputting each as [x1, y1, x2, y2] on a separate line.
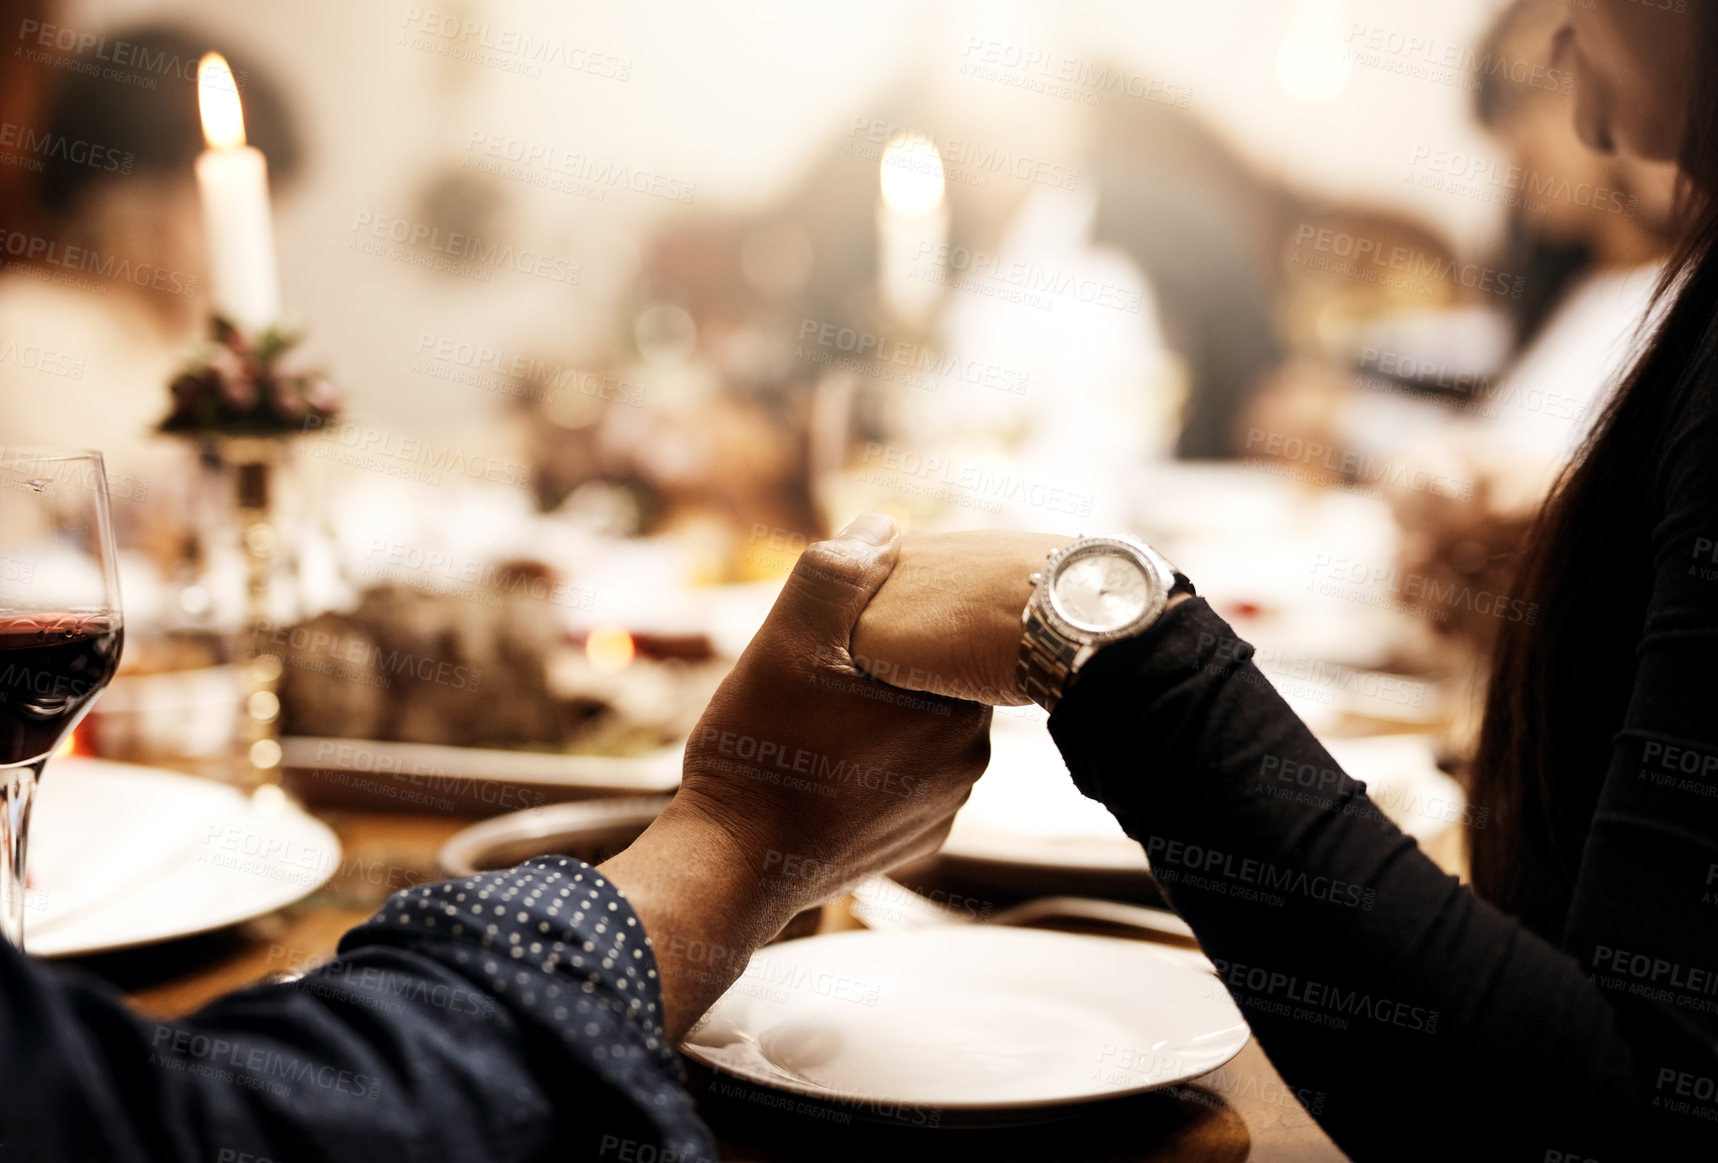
[844, 1, 1718, 1156]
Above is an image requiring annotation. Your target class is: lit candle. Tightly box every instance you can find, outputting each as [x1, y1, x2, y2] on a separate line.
[195, 53, 281, 334]
[876, 135, 949, 325]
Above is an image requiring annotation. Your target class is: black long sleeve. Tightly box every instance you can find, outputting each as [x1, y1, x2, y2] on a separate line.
[0, 857, 717, 1162]
[1049, 365, 1718, 1159]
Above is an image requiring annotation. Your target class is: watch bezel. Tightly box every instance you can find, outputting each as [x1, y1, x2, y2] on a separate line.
[1034, 534, 1176, 647]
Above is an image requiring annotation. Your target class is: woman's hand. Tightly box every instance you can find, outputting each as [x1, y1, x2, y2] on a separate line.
[849, 530, 1075, 706]
[600, 514, 992, 1041]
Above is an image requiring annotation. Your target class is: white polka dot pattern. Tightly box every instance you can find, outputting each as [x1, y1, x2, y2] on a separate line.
[341, 856, 716, 1161]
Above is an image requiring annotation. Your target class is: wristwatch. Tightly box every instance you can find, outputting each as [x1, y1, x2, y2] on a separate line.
[1016, 534, 1194, 712]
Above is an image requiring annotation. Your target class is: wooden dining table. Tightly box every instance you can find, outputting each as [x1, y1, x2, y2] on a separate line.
[66, 806, 1354, 1162]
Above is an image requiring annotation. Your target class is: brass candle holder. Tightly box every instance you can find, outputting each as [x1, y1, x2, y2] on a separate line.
[162, 317, 339, 797]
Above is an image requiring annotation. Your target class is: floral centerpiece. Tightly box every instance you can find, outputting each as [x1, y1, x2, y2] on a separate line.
[161, 317, 339, 435]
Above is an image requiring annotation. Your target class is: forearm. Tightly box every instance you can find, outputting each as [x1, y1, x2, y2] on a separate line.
[598, 799, 800, 1043]
[1050, 599, 1639, 1157]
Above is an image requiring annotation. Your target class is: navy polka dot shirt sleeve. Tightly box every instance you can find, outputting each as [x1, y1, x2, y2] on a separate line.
[0, 857, 719, 1163]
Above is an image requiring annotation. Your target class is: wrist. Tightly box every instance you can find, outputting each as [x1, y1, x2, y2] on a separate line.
[996, 535, 1077, 704]
[1015, 536, 1192, 710]
[598, 797, 797, 1042]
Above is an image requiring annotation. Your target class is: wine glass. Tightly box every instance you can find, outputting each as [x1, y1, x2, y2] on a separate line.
[0, 450, 124, 950]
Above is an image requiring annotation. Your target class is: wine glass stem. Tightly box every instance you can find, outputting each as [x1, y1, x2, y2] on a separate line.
[0, 759, 46, 951]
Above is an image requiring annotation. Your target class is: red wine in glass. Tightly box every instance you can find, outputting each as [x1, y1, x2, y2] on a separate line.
[0, 614, 123, 766]
[1, 450, 125, 951]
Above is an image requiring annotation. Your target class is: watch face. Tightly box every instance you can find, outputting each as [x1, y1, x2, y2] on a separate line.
[1051, 550, 1153, 633]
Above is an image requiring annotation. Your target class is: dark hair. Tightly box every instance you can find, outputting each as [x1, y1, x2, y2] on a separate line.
[38, 25, 301, 214]
[1468, 9, 1718, 935]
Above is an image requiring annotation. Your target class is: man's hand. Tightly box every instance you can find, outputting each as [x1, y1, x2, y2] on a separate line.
[849, 530, 1075, 706]
[600, 514, 991, 1041]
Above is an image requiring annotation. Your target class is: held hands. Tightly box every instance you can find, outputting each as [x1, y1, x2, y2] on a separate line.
[600, 514, 991, 1040]
[849, 530, 1076, 706]
[678, 513, 994, 900]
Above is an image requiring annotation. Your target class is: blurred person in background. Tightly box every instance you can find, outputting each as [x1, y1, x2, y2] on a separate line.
[1089, 91, 1298, 459]
[1390, 0, 1681, 684]
[1453, 0, 1680, 510]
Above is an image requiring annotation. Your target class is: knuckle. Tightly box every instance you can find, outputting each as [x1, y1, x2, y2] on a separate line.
[793, 538, 869, 589]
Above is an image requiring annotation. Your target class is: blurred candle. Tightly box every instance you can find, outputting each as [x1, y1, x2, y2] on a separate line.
[195, 53, 281, 333]
[1277, 0, 1352, 103]
[876, 135, 948, 324]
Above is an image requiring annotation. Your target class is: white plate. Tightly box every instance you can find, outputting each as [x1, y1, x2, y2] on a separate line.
[24, 758, 340, 958]
[942, 720, 1465, 878]
[281, 736, 683, 801]
[683, 926, 1248, 1119]
[942, 712, 1148, 874]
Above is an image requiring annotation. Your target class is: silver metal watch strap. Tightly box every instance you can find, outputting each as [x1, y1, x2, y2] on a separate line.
[1016, 604, 1083, 713]
[1016, 567, 1194, 713]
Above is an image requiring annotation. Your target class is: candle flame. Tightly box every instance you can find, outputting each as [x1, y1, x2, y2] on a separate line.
[586, 627, 636, 674]
[879, 137, 945, 214]
[198, 52, 247, 149]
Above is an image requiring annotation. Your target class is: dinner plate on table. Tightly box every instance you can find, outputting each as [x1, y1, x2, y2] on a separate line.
[281, 736, 683, 814]
[940, 717, 1466, 889]
[683, 925, 1248, 1126]
[24, 757, 340, 958]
